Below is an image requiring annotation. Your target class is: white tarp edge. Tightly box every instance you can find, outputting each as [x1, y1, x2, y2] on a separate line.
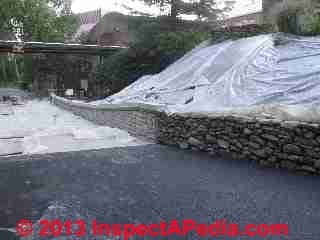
[93, 34, 320, 122]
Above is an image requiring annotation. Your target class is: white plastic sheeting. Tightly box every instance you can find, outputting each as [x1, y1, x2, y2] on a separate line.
[96, 34, 320, 121]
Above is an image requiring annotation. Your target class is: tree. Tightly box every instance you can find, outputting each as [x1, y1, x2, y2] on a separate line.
[269, 0, 320, 34]
[136, 0, 224, 22]
[0, 0, 78, 89]
[0, 0, 77, 42]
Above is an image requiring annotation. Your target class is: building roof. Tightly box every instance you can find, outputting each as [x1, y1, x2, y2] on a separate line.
[0, 40, 127, 55]
[86, 12, 131, 44]
[73, 23, 97, 40]
[72, 9, 104, 41]
[77, 9, 102, 25]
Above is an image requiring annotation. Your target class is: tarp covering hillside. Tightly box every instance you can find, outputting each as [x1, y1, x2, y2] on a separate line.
[94, 34, 320, 117]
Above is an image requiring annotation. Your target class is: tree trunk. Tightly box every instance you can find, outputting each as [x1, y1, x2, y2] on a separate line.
[170, 0, 178, 29]
[1, 57, 8, 86]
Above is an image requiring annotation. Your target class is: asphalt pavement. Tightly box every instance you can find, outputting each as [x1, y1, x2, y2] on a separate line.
[0, 144, 319, 239]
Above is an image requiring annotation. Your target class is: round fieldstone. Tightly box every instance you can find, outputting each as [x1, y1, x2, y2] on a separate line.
[217, 140, 230, 149]
[283, 144, 302, 155]
[314, 160, 320, 169]
[188, 137, 203, 147]
[244, 128, 252, 135]
[179, 142, 189, 150]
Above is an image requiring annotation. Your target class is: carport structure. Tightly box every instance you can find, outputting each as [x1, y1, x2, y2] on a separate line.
[0, 40, 126, 97]
[0, 40, 126, 55]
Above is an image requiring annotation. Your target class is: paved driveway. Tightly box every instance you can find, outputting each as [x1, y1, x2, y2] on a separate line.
[0, 145, 319, 239]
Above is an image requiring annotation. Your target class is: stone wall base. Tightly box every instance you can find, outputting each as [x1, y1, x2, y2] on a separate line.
[51, 95, 161, 142]
[158, 114, 320, 175]
[51, 94, 320, 175]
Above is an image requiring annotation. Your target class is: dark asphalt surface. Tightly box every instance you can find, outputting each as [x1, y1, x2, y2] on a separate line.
[0, 144, 320, 239]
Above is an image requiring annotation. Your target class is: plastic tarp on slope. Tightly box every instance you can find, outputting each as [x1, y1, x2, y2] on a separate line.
[94, 34, 320, 121]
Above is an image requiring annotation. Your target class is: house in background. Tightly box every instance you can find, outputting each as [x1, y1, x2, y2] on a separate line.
[72, 10, 130, 47]
[222, 0, 283, 27]
[73, 8, 214, 46]
[223, 12, 263, 27]
[36, 0, 287, 98]
[33, 10, 143, 98]
[87, 12, 130, 47]
[72, 9, 104, 42]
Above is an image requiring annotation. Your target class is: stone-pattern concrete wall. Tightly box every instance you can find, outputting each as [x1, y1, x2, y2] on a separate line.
[51, 95, 161, 142]
[158, 113, 320, 175]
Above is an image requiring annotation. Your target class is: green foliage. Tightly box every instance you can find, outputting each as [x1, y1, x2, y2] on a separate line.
[0, 54, 36, 90]
[297, 14, 320, 36]
[95, 30, 210, 96]
[133, 0, 223, 22]
[0, 0, 77, 42]
[95, 21, 273, 97]
[20, 56, 35, 90]
[130, 18, 163, 44]
[157, 31, 210, 56]
[129, 15, 211, 45]
[269, 0, 320, 35]
[0, 55, 23, 88]
[275, 10, 299, 34]
[0, 0, 77, 89]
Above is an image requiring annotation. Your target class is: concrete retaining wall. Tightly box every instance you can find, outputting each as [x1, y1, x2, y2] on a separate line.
[52, 94, 320, 174]
[51, 95, 161, 141]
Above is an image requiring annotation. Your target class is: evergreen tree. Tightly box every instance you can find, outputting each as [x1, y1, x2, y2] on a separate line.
[136, 0, 225, 22]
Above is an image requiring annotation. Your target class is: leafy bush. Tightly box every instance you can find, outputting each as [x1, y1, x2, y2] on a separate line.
[269, 0, 320, 36]
[157, 31, 210, 57]
[95, 30, 210, 96]
[94, 20, 271, 98]
[0, 55, 24, 88]
[298, 14, 320, 36]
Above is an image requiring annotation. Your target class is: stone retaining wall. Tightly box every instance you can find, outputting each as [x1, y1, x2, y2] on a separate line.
[158, 113, 320, 175]
[51, 95, 161, 141]
[52, 94, 320, 174]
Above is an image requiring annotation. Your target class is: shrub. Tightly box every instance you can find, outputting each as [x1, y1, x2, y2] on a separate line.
[95, 30, 210, 97]
[298, 13, 320, 36]
[157, 31, 210, 57]
[94, 20, 271, 98]
[269, 0, 320, 35]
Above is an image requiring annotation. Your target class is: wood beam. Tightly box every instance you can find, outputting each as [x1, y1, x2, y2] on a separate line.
[0, 41, 127, 55]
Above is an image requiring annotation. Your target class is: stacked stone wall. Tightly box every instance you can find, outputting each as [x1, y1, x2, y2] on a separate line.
[52, 94, 320, 174]
[159, 114, 320, 174]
